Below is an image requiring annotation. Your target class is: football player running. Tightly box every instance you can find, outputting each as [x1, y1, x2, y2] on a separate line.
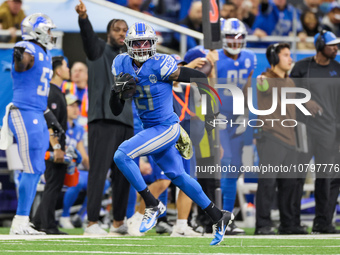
[217, 18, 256, 235]
[5, 13, 64, 235]
[110, 22, 233, 245]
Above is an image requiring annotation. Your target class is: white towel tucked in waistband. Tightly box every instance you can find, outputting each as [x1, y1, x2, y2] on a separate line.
[0, 103, 14, 150]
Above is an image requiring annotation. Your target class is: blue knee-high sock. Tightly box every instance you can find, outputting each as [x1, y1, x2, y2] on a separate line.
[171, 173, 210, 209]
[221, 177, 237, 212]
[114, 149, 147, 192]
[158, 188, 168, 219]
[16, 173, 41, 216]
[62, 184, 82, 217]
[127, 185, 137, 219]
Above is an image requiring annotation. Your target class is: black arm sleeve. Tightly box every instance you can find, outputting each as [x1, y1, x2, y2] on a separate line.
[109, 90, 126, 116]
[78, 16, 106, 61]
[177, 67, 214, 117]
[44, 108, 65, 134]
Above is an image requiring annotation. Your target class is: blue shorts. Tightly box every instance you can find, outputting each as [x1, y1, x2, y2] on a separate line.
[8, 108, 49, 175]
[119, 123, 186, 180]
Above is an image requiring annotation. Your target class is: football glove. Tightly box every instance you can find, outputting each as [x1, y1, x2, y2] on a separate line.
[112, 72, 136, 94]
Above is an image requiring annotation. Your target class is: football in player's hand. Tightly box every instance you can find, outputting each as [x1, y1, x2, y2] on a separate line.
[195, 58, 213, 76]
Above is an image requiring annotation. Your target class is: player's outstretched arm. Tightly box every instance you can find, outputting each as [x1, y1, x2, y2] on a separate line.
[76, 0, 105, 61]
[13, 46, 34, 72]
[169, 67, 215, 133]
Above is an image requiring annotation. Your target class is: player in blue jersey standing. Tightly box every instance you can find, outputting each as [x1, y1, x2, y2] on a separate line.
[7, 13, 64, 235]
[217, 18, 256, 235]
[109, 22, 233, 245]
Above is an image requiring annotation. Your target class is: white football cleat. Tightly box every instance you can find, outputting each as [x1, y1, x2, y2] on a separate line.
[127, 213, 144, 236]
[171, 224, 202, 237]
[59, 217, 75, 229]
[109, 223, 128, 236]
[10, 215, 46, 235]
[83, 223, 108, 236]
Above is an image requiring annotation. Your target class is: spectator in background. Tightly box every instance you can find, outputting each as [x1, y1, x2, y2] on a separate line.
[239, 0, 257, 28]
[221, 2, 237, 20]
[173, 1, 202, 51]
[75, 0, 133, 236]
[62, 62, 89, 130]
[299, 0, 323, 21]
[250, 0, 260, 16]
[255, 43, 303, 235]
[59, 94, 107, 230]
[0, 0, 25, 43]
[298, 10, 321, 49]
[32, 56, 70, 235]
[290, 30, 340, 234]
[107, 0, 161, 16]
[230, 0, 256, 29]
[321, 1, 340, 37]
[252, 0, 302, 47]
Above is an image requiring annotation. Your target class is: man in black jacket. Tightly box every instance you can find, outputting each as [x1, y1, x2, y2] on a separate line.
[75, 0, 133, 235]
[290, 30, 340, 234]
[32, 56, 69, 235]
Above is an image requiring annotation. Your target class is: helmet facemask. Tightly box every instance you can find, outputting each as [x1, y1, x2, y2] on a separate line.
[126, 39, 157, 63]
[223, 33, 246, 55]
[125, 22, 158, 63]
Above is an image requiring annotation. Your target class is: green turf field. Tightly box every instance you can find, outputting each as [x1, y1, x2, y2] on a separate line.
[1, 228, 340, 255]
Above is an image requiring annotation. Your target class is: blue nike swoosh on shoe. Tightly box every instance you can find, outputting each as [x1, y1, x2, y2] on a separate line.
[139, 213, 158, 233]
[210, 221, 225, 246]
[210, 212, 235, 246]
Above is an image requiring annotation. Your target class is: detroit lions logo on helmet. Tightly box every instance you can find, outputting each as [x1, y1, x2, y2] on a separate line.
[21, 13, 57, 50]
[124, 22, 158, 63]
[221, 18, 247, 55]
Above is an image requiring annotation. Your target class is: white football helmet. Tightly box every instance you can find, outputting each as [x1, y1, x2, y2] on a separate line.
[21, 13, 57, 50]
[221, 18, 247, 55]
[125, 22, 158, 63]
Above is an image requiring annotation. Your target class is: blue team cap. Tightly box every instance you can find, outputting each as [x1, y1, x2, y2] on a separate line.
[171, 54, 187, 65]
[184, 46, 208, 64]
[328, 1, 340, 13]
[314, 31, 340, 47]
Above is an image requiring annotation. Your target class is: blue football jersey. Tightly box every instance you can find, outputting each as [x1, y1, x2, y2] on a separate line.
[12, 41, 53, 112]
[217, 49, 256, 115]
[112, 53, 179, 128]
[66, 122, 84, 149]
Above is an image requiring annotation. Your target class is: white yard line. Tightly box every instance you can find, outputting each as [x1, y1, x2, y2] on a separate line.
[2, 243, 340, 248]
[0, 251, 312, 255]
[1, 234, 340, 241]
[0, 235, 153, 240]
